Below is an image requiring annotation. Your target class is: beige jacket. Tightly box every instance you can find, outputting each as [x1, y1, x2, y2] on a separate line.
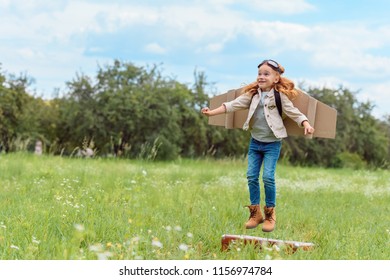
[223, 89, 308, 139]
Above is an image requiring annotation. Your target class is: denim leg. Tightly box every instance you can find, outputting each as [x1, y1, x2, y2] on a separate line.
[246, 138, 263, 205]
[262, 141, 282, 207]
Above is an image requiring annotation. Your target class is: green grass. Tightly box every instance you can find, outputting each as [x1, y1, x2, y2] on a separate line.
[0, 153, 389, 260]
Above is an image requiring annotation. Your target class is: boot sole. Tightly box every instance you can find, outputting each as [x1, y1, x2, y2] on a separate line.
[245, 220, 264, 229]
[245, 225, 258, 229]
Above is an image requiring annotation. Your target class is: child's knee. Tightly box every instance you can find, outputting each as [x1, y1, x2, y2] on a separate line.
[262, 174, 275, 185]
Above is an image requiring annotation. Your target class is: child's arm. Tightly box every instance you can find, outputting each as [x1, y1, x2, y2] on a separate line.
[202, 93, 252, 117]
[201, 104, 226, 117]
[280, 92, 315, 135]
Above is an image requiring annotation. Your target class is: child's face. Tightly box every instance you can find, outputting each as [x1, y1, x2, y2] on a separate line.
[257, 64, 280, 92]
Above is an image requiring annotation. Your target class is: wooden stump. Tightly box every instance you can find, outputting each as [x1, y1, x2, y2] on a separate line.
[221, 234, 315, 253]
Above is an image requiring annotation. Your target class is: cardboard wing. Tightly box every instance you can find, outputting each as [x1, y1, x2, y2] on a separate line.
[208, 88, 337, 139]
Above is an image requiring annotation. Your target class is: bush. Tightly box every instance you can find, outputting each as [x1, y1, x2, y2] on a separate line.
[335, 152, 367, 169]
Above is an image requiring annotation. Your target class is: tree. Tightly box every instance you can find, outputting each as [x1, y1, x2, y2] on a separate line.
[0, 72, 35, 152]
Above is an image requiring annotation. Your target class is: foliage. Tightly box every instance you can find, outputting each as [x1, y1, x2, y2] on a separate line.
[334, 152, 367, 169]
[0, 61, 389, 168]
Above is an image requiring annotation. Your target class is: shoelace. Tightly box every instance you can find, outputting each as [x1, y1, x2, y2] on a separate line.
[264, 209, 275, 221]
[248, 207, 258, 218]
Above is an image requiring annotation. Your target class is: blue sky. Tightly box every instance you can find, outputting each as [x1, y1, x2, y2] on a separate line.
[1, 0, 389, 118]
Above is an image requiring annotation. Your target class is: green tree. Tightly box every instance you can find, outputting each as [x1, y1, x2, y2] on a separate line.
[0, 71, 35, 152]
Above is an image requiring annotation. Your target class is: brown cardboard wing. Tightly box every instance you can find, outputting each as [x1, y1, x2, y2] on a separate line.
[208, 92, 229, 127]
[208, 88, 337, 139]
[208, 89, 244, 129]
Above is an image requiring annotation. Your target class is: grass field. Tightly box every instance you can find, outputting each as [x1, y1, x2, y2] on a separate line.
[0, 153, 389, 260]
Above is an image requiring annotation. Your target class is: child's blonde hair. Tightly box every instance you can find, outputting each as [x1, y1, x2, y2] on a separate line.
[243, 61, 299, 100]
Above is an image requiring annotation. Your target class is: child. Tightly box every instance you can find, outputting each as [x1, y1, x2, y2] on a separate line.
[201, 59, 314, 232]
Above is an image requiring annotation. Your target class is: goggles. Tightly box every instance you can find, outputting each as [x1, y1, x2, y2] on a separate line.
[258, 59, 282, 73]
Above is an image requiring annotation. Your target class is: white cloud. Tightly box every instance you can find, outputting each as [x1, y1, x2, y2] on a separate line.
[0, 1, 313, 49]
[3, 0, 67, 13]
[205, 43, 225, 53]
[17, 48, 45, 60]
[294, 76, 352, 91]
[241, 20, 390, 79]
[158, 5, 241, 44]
[358, 82, 390, 118]
[0, 2, 97, 44]
[203, 0, 315, 14]
[246, 0, 316, 14]
[144, 43, 167, 54]
[243, 21, 312, 50]
[0, 0, 10, 8]
[312, 51, 390, 78]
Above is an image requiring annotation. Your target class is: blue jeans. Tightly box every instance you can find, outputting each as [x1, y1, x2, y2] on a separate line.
[246, 138, 282, 207]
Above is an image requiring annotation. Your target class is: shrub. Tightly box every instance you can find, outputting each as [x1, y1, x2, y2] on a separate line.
[335, 152, 367, 169]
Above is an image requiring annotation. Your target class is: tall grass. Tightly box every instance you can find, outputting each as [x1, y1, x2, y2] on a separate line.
[0, 153, 389, 260]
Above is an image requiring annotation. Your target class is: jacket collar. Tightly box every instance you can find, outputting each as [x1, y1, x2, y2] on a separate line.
[257, 87, 275, 97]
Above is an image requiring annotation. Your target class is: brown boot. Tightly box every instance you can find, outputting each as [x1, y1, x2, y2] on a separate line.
[244, 205, 264, 229]
[262, 206, 276, 232]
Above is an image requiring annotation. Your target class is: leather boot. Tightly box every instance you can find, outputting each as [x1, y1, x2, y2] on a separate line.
[262, 206, 276, 232]
[245, 205, 264, 229]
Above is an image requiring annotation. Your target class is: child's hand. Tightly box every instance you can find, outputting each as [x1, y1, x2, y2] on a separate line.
[201, 107, 212, 116]
[303, 121, 315, 135]
[201, 105, 226, 117]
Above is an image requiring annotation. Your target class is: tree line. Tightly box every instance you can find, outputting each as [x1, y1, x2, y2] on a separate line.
[0, 60, 389, 168]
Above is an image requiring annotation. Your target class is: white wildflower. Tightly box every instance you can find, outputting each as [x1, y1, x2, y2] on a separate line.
[97, 252, 113, 260]
[152, 240, 163, 248]
[89, 244, 103, 252]
[32, 236, 41, 245]
[265, 254, 272, 260]
[10, 245, 19, 250]
[179, 244, 188, 252]
[131, 237, 140, 243]
[273, 244, 281, 252]
[165, 226, 172, 231]
[74, 224, 85, 232]
[174, 226, 182, 231]
[187, 232, 193, 238]
[142, 170, 147, 176]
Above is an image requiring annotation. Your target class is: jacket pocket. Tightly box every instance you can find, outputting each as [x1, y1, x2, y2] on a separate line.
[268, 105, 276, 110]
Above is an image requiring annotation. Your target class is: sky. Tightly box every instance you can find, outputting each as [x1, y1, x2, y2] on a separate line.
[1, 0, 390, 118]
